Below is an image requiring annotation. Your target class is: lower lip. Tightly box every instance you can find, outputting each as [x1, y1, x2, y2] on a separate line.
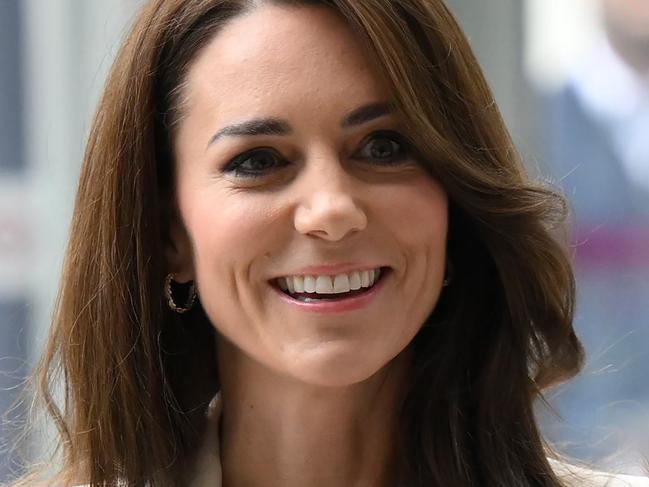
[270, 269, 390, 314]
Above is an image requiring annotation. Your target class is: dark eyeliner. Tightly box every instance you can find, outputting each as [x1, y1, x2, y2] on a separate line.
[221, 148, 288, 179]
[220, 130, 412, 179]
[356, 130, 413, 164]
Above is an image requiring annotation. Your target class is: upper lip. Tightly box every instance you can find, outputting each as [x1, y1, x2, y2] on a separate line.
[272, 263, 387, 278]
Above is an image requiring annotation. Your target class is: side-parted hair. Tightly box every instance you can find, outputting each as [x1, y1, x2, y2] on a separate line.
[24, 0, 584, 485]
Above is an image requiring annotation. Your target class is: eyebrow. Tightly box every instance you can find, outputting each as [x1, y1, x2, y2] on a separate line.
[207, 101, 395, 147]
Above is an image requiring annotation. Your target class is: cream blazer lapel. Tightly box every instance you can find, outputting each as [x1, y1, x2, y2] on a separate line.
[188, 392, 223, 487]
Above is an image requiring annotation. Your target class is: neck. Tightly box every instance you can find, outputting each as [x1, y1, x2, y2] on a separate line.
[216, 338, 412, 487]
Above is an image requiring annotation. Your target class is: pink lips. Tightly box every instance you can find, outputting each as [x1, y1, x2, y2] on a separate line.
[271, 268, 390, 314]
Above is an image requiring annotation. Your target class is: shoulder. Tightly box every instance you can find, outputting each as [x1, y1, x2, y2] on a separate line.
[549, 458, 649, 487]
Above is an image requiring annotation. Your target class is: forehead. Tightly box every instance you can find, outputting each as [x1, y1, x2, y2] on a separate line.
[183, 4, 390, 124]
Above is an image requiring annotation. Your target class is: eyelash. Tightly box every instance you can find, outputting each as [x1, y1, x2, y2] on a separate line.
[221, 131, 414, 179]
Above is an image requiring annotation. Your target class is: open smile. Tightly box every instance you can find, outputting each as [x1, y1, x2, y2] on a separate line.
[269, 267, 392, 313]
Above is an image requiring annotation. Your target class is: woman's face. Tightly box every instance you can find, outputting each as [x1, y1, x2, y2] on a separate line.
[171, 4, 448, 387]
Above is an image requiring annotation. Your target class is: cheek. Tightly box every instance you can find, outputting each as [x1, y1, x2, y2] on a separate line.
[377, 178, 448, 257]
[376, 179, 448, 317]
[182, 193, 279, 275]
[179, 192, 282, 337]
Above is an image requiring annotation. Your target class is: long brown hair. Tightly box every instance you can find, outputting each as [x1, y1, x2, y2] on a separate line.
[23, 0, 584, 485]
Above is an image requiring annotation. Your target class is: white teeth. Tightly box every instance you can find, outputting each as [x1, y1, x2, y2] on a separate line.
[349, 271, 362, 290]
[293, 275, 304, 293]
[333, 274, 350, 293]
[315, 275, 334, 294]
[303, 275, 316, 293]
[276, 267, 384, 296]
[360, 270, 370, 287]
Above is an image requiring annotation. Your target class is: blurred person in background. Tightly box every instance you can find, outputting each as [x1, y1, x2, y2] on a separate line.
[540, 0, 649, 466]
[544, 0, 649, 221]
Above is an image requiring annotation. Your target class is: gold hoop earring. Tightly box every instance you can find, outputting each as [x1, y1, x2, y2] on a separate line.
[164, 273, 197, 313]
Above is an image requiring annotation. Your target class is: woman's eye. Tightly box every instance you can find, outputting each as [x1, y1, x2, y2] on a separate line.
[222, 149, 288, 178]
[221, 132, 412, 179]
[356, 131, 412, 164]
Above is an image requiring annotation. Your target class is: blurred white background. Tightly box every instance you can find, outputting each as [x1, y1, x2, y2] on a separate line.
[0, 0, 647, 480]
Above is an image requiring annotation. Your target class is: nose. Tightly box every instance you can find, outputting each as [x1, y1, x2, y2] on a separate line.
[293, 159, 368, 242]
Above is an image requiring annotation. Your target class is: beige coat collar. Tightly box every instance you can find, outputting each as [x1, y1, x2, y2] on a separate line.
[188, 392, 223, 487]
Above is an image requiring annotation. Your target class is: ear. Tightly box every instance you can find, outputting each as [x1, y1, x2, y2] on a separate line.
[165, 213, 195, 284]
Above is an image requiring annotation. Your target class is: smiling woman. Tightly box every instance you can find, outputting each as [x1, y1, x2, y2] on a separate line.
[12, 0, 649, 486]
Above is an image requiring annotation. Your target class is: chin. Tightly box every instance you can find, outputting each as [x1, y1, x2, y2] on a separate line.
[281, 345, 399, 388]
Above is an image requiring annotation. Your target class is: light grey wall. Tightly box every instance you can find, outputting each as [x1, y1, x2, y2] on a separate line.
[0, 0, 23, 174]
[21, 0, 145, 361]
[0, 0, 27, 480]
[0, 1, 143, 481]
[445, 0, 538, 166]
